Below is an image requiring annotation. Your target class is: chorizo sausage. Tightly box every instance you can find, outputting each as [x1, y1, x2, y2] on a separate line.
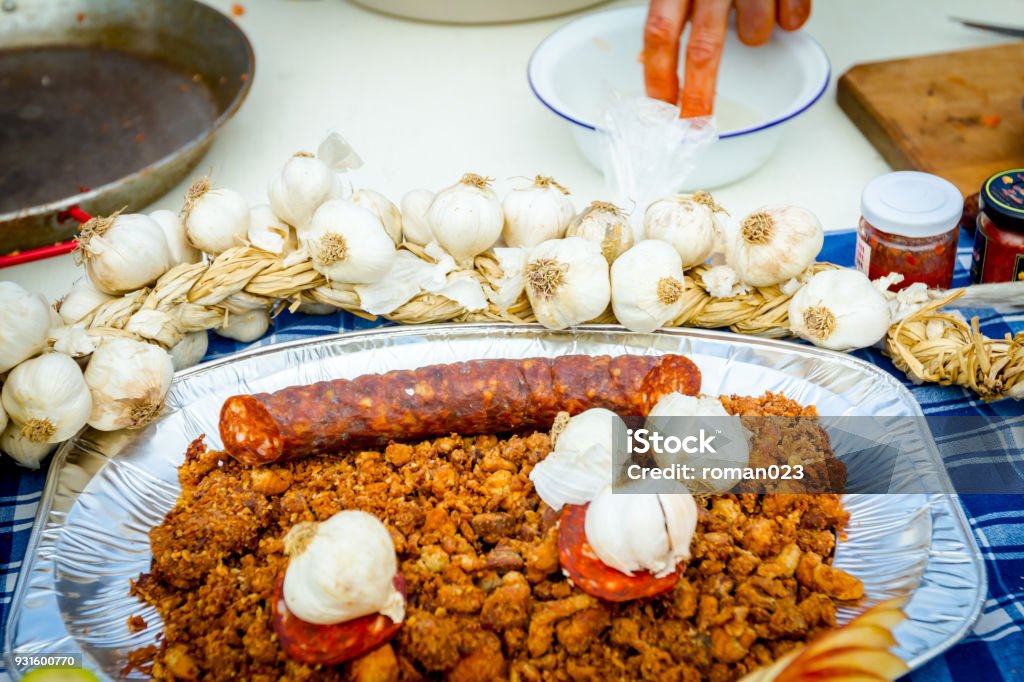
[219, 354, 700, 465]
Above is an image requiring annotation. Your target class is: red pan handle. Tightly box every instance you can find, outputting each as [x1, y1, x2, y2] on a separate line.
[0, 206, 93, 269]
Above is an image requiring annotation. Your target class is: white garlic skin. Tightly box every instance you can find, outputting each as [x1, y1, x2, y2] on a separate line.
[248, 204, 296, 256]
[2, 353, 92, 443]
[643, 195, 719, 267]
[150, 209, 201, 266]
[501, 177, 575, 248]
[727, 205, 824, 287]
[169, 331, 209, 371]
[58, 278, 115, 325]
[352, 189, 403, 245]
[427, 174, 504, 264]
[584, 485, 697, 578]
[788, 269, 892, 351]
[84, 339, 174, 431]
[268, 154, 347, 231]
[565, 202, 634, 264]
[79, 213, 173, 295]
[611, 240, 686, 333]
[0, 281, 55, 372]
[304, 199, 397, 284]
[183, 184, 251, 255]
[399, 189, 435, 246]
[215, 309, 271, 343]
[1, 422, 56, 469]
[524, 238, 610, 330]
[702, 264, 750, 299]
[529, 408, 624, 511]
[0, 399, 7, 435]
[283, 510, 404, 625]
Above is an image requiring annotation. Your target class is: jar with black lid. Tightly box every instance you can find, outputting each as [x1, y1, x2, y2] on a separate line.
[970, 169, 1024, 284]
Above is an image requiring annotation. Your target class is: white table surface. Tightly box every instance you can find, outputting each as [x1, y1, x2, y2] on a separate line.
[3, 0, 1020, 301]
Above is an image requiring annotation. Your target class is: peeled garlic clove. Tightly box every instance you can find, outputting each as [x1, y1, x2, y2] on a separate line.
[788, 269, 892, 351]
[2, 352, 92, 443]
[727, 205, 823, 287]
[643, 192, 722, 267]
[611, 240, 686, 333]
[57, 278, 115, 325]
[182, 179, 251, 256]
[566, 201, 633, 264]
[269, 152, 348, 231]
[150, 209, 201, 266]
[400, 189, 435, 246]
[248, 204, 296, 256]
[501, 176, 575, 248]
[84, 338, 174, 431]
[352, 189, 403, 245]
[169, 331, 208, 371]
[0, 281, 56, 372]
[304, 199, 397, 284]
[77, 211, 173, 295]
[427, 174, 504, 264]
[1, 422, 56, 469]
[524, 238, 610, 330]
[215, 308, 271, 343]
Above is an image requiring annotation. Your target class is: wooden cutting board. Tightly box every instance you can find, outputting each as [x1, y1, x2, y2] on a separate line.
[837, 43, 1024, 196]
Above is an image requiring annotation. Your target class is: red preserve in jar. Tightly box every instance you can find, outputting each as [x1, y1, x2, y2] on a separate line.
[855, 171, 963, 291]
[970, 169, 1024, 284]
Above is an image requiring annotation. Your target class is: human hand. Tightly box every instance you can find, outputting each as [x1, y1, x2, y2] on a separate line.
[643, 0, 811, 118]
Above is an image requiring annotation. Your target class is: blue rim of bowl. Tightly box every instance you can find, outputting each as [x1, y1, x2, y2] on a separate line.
[526, 8, 832, 139]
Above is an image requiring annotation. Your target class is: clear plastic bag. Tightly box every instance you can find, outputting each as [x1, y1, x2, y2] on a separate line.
[600, 92, 718, 237]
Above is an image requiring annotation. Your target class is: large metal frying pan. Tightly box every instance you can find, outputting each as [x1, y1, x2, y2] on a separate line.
[0, 0, 254, 255]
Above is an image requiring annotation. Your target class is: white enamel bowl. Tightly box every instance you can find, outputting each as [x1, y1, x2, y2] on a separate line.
[528, 5, 831, 188]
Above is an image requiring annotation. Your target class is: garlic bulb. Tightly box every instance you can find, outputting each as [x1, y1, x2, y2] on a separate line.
[702, 264, 751, 299]
[181, 178, 251, 255]
[788, 269, 892, 351]
[283, 510, 404, 625]
[643, 191, 722, 267]
[248, 204, 296, 255]
[2, 353, 92, 443]
[169, 332, 208, 371]
[502, 176, 575, 248]
[269, 152, 348, 231]
[58, 278, 114, 325]
[647, 392, 751, 494]
[611, 240, 686, 333]
[215, 308, 271, 343]
[727, 205, 824, 287]
[77, 212, 173, 295]
[529, 408, 625, 510]
[0, 281, 55, 372]
[84, 338, 174, 431]
[427, 174, 503, 264]
[584, 484, 698, 577]
[1, 423, 55, 469]
[352, 189, 403, 245]
[399, 189, 435, 246]
[524, 238, 610, 330]
[566, 202, 633, 264]
[150, 209, 201, 266]
[304, 199, 396, 284]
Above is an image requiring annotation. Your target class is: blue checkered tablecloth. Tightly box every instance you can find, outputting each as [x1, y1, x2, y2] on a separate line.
[2, 228, 1022, 679]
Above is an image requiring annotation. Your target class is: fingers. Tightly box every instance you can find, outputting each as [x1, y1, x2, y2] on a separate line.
[778, 0, 811, 30]
[679, 0, 731, 118]
[643, 0, 691, 104]
[735, 0, 775, 45]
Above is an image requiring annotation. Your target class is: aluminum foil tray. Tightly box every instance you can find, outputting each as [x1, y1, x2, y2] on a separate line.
[3, 324, 986, 679]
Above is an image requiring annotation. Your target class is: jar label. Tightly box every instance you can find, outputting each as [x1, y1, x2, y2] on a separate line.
[1014, 254, 1024, 282]
[970, 230, 988, 284]
[854, 234, 870, 274]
